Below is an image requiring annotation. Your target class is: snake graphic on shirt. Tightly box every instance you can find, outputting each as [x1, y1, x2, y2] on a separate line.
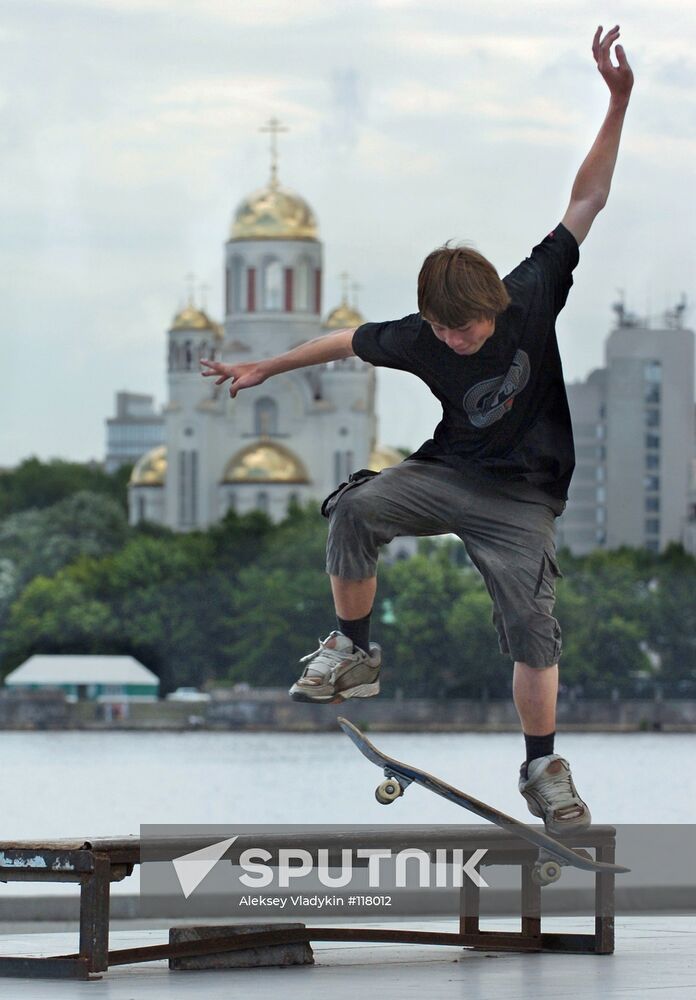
[463, 349, 531, 428]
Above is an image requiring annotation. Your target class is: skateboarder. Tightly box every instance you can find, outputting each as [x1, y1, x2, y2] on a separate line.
[201, 27, 633, 835]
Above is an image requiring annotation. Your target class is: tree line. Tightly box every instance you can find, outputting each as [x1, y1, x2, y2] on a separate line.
[0, 458, 694, 698]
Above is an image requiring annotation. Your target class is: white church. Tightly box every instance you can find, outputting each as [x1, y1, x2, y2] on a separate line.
[128, 123, 402, 530]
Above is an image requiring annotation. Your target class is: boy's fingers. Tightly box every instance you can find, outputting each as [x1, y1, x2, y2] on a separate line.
[615, 44, 630, 69]
[592, 26, 602, 59]
[599, 27, 620, 58]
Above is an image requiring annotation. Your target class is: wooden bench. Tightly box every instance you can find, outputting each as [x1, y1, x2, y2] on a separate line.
[0, 825, 617, 979]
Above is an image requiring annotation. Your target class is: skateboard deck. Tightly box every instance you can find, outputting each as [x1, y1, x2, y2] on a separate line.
[337, 716, 629, 885]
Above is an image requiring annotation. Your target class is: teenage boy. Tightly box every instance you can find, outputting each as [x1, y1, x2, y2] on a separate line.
[202, 27, 633, 833]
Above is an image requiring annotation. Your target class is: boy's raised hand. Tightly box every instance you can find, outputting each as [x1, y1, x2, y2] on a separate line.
[593, 25, 633, 105]
[200, 358, 268, 398]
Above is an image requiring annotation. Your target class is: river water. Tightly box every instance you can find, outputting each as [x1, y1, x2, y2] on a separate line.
[3, 729, 694, 835]
[2, 729, 693, 899]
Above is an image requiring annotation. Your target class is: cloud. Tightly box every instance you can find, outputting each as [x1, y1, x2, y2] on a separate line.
[392, 29, 551, 63]
[651, 55, 696, 91]
[320, 67, 366, 151]
[150, 74, 323, 135]
[353, 129, 438, 177]
[2, 0, 694, 466]
[51, 0, 331, 24]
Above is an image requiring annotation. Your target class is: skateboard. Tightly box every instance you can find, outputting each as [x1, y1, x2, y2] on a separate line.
[337, 716, 629, 886]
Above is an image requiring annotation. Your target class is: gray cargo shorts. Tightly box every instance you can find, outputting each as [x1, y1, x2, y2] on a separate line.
[324, 459, 563, 669]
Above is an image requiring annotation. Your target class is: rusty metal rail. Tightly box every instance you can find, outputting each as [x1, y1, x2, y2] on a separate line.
[0, 826, 617, 980]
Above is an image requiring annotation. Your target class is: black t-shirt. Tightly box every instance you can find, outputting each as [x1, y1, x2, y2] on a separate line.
[352, 223, 579, 516]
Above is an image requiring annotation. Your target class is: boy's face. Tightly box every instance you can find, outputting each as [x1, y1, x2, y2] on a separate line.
[426, 317, 496, 355]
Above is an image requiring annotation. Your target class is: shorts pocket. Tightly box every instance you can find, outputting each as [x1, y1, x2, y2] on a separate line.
[545, 548, 563, 579]
[320, 468, 380, 519]
[533, 549, 563, 598]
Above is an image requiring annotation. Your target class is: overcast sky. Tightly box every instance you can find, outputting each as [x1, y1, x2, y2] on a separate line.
[1, 0, 694, 465]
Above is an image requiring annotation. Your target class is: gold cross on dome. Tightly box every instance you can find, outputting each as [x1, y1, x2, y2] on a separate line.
[184, 272, 197, 307]
[339, 271, 350, 304]
[259, 117, 289, 189]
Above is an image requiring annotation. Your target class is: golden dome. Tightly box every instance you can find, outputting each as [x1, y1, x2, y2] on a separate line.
[170, 304, 222, 335]
[324, 299, 365, 330]
[368, 444, 404, 473]
[231, 179, 318, 241]
[130, 445, 167, 487]
[222, 442, 309, 484]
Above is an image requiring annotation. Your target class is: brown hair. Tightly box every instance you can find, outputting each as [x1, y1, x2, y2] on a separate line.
[417, 242, 511, 327]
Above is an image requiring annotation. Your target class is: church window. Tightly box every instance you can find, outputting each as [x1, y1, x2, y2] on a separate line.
[262, 259, 283, 310]
[247, 268, 256, 312]
[284, 267, 293, 311]
[295, 257, 312, 311]
[255, 397, 278, 436]
[314, 267, 322, 314]
[178, 450, 198, 528]
[333, 450, 354, 486]
[256, 491, 269, 515]
[227, 256, 245, 313]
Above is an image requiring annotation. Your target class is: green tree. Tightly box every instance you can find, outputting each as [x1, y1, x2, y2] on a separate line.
[445, 587, 510, 698]
[3, 574, 118, 666]
[645, 546, 696, 686]
[223, 563, 335, 686]
[553, 552, 653, 692]
[0, 507, 279, 690]
[378, 551, 470, 696]
[0, 457, 131, 517]
[0, 492, 130, 656]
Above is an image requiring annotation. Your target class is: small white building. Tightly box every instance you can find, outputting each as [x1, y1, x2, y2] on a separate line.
[3, 655, 160, 703]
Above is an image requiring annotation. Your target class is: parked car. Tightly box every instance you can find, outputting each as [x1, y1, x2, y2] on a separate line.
[165, 687, 212, 703]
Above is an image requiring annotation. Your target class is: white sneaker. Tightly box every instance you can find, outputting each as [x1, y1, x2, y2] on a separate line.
[519, 754, 591, 836]
[289, 631, 381, 704]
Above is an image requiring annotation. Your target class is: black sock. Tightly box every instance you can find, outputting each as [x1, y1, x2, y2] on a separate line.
[524, 731, 555, 765]
[337, 612, 372, 654]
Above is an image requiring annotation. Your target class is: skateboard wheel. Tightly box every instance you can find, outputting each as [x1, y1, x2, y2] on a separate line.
[532, 859, 562, 886]
[375, 778, 403, 804]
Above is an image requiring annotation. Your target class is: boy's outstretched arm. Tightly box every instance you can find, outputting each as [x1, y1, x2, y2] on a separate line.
[561, 25, 634, 246]
[200, 327, 356, 398]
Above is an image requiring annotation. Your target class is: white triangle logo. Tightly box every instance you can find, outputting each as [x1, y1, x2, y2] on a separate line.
[172, 836, 238, 899]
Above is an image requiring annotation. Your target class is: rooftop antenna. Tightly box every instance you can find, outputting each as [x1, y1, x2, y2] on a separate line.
[611, 289, 626, 327]
[665, 293, 688, 330]
[611, 289, 639, 328]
